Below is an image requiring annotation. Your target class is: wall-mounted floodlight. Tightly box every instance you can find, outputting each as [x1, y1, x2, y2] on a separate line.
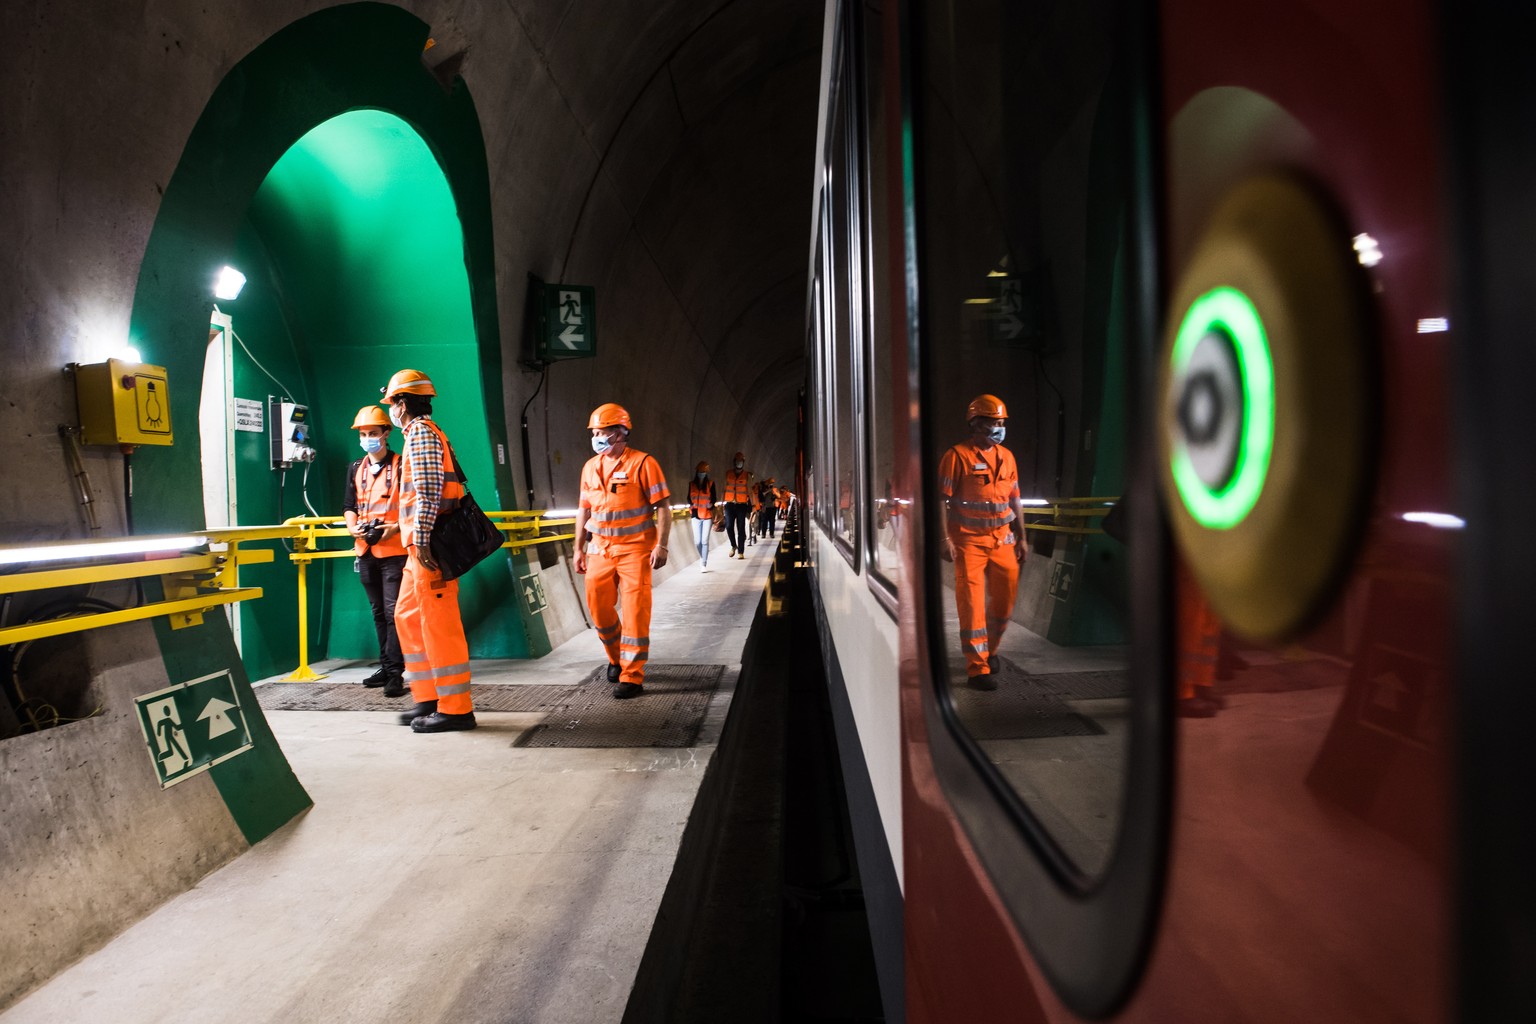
[214, 266, 247, 301]
[0, 535, 208, 567]
[118, 346, 143, 363]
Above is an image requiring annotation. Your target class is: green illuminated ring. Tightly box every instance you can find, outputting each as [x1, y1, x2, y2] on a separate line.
[1168, 287, 1275, 529]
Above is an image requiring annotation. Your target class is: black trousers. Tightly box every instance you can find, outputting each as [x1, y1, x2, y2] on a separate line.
[358, 552, 407, 677]
[725, 503, 750, 553]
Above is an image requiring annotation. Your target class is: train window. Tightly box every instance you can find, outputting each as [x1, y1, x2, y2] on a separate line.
[860, 0, 901, 602]
[916, 0, 1137, 879]
[813, 241, 834, 536]
[826, 49, 861, 565]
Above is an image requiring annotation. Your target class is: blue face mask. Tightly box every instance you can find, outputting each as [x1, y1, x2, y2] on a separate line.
[360, 435, 383, 454]
[591, 435, 612, 455]
[987, 426, 1006, 444]
[697, 473, 706, 482]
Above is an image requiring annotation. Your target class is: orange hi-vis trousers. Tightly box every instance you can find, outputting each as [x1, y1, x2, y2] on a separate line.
[1177, 562, 1220, 698]
[586, 547, 653, 685]
[396, 554, 473, 714]
[952, 531, 1020, 677]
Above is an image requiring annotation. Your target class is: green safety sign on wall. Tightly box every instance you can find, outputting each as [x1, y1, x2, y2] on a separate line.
[536, 282, 597, 362]
[135, 671, 254, 788]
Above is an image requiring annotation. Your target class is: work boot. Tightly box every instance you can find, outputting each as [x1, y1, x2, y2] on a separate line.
[612, 682, 643, 699]
[362, 667, 388, 688]
[606, 662, 621, 683]
[986, 655, 1000, 675]
[382, 675, 407, 699]
[399, 699, 437, 726]
[412, 711, 477, 732]
[970, 672, 997, 691]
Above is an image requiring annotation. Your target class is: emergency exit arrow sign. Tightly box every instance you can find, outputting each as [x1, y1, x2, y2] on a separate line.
[198, 696, 240, 739]
[558, 324, 583, 349]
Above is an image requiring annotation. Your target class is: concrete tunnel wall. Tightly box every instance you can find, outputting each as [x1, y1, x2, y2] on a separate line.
[0, 0, 821, 1007]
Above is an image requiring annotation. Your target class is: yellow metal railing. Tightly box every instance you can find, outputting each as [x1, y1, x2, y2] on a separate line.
[0, 527, 282, 646]
[0, 506, 694, 677]
[1020, 496, 1119, 536]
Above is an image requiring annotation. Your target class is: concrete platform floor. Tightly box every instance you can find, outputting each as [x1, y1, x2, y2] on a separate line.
[2, 541, 778, 1024]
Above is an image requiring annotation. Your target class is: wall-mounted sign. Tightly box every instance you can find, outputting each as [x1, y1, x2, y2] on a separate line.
[531, 280, 597, 364]
[234, 398, 264, 432]
[134, 670, 254, 788]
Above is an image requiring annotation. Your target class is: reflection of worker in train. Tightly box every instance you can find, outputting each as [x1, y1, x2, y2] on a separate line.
[576, 404, 672, 698]
[723, 451, 752, 559]
[344, 406, 408, 699]
[382, 369, 476, 732]
[1176, 561, 1222, 717]
[688, 461, 718, 572]
[939, 394, 1029, 690]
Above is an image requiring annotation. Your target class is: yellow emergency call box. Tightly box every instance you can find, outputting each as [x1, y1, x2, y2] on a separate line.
[74, 359, 174, 447]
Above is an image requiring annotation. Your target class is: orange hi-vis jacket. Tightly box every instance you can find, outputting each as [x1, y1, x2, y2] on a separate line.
[938, 441, 1021, 542]
[350, 453, 406, 558]
[724, 468, 752, 503]
[689, 478, 716, 519]
[580, 447, 670, 553]
[399, 419, 466, 550]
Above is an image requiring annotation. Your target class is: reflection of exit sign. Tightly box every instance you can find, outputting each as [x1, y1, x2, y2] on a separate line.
[1048, 560, 1075, 602]
[536, 283, 597, 361]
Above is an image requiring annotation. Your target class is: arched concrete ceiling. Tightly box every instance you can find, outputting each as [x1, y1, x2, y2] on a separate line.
[440, 0, 823, 500]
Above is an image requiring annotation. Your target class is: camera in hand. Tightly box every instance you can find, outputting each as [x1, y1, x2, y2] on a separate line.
[361, 520, 387, 546]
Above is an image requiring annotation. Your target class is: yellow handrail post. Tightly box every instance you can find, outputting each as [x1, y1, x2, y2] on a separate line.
[283, 524, 326, 681]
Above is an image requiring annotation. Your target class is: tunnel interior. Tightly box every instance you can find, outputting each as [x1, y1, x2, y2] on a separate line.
[211, 108, 526, 680]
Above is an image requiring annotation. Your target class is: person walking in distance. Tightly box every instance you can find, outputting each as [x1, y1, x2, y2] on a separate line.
[939, 394, 1029, 690]
[343, 405, 408, 699]
[723, 451, 752, 559]
[381, 369, 476, 732]
[576, 404, 672, 698]
[688, 461, 718, 572]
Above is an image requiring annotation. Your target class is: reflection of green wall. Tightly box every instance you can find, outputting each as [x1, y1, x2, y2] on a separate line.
[129, 5, 550, 696]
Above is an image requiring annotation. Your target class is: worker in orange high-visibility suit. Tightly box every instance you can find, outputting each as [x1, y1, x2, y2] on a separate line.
[576, 404, 672, 699]
[939, 394, 1029, 690]
[381, 369, 476, 732]
[343, 405, 408, 699]
[723, 451, 752, 559]
[688, 461, 718, 572]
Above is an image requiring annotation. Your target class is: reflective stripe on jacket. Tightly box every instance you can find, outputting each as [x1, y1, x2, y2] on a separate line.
[724, 469, 752, 503]
[939, 442, 1020, 539]
[689, 479, 716, 519]
[581, 447, 671, 550]
[351, 453, 406, 557]
[400, 419, 465, 550]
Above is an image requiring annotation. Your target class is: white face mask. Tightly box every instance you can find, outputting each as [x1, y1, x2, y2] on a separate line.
[734, 460, 744, 470]
[987, 425, 1006, 444]
[388, 404, 406, 429]
[359, 435, 383, 454]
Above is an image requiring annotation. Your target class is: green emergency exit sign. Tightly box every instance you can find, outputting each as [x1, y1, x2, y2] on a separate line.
[135, 670, 254, 788]
[535, 282, 597, 362]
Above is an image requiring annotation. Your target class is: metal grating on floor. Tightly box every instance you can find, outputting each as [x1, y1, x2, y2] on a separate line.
[949, 657, 1109, 741]
[514, 663, 726, 749]
[255, 682, 578, 713]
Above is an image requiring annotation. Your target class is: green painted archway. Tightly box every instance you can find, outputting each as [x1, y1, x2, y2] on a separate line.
[127, 4, 549, 841]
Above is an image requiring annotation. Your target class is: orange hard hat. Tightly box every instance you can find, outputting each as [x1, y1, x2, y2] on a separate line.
[696, 461, 710, 473]
[733, 451, 745, 461]
[588, 403, 632, 430]
[966, 393, 1008, 420]
[380, 369, 436, 403]
[766, 477, 776, 484]
[351, 406, 391, 429]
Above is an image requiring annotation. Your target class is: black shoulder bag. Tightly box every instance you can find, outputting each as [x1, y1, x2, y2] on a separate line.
[428, 444, 504, 582]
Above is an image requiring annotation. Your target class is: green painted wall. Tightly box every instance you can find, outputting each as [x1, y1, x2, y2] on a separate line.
[125, 3, 552, 840]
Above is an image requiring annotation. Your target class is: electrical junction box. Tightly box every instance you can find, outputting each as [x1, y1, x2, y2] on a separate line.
[269, 397, 316, 469]
[74, 359, 174, 447]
